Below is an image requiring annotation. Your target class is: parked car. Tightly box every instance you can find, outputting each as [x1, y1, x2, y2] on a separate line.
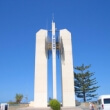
[97, 95, 110, 110]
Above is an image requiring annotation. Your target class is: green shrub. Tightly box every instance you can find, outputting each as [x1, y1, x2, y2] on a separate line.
[8, 101, 17, 105]
[49, 99, 60, 110]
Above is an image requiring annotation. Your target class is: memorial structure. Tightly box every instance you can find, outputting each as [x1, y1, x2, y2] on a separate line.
[30, 21, 75, 108]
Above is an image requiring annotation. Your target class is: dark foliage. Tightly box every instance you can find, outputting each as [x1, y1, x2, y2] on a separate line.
[15, 94, 23, 104]
[74, 64, 99, 102]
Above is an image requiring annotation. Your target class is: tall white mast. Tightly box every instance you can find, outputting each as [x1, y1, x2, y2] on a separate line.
[52, 21, 57, 99]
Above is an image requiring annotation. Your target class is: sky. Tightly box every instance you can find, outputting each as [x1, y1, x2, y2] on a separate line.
[0, 0, 110, 103]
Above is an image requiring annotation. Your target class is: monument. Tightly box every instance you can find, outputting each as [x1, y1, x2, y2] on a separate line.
[30, 21, 75, 108]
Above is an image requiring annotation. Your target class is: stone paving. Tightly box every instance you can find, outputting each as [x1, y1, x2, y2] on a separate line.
[0, 104, 92, 110]
[0, 106, 90, 110]
[17, 107, 83, 110]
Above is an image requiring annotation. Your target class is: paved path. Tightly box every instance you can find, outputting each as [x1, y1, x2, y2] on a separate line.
[17, 107, 83, 110]
[0, 105, 91, 110]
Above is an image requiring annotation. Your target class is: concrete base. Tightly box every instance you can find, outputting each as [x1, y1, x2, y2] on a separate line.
[17, 107, 82, 110]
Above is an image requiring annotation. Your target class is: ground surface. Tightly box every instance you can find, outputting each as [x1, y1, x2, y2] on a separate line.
[0, 103, 97, 110]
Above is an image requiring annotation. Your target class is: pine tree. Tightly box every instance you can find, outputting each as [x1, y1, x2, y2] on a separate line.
[74, 64, 99, 102]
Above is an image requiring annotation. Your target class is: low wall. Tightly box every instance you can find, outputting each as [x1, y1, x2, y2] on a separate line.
[9, 104, 29, 110]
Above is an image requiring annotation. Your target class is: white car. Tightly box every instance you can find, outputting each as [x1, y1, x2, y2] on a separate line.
[97, 95, 110, 110]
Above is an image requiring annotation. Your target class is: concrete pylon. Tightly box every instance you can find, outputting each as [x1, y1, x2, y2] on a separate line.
[33, 29, 48, 107]
[60, 29, 75, 107]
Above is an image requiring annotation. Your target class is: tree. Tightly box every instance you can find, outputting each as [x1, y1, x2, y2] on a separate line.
[74, 64, 99, 102]
[15, 94, 23, 104]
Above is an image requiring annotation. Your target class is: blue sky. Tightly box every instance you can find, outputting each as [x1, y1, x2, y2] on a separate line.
[0, 0, 110, 103]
